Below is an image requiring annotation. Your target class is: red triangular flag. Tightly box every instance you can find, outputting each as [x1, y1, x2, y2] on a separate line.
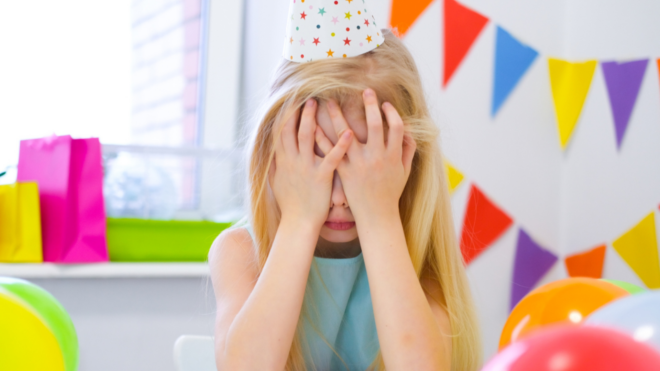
[389, 0, 435, 37]
[565, 245, 606, 278]
[443, 0, 489, 87]
[460, 184, 513, 264]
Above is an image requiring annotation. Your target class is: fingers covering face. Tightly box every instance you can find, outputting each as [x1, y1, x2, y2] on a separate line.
[362, 89, 385, 151]
[381, 101, 404, 157]
[326, 99, 359, 157]
[298, 99, 317, 161]
[279, 103, 301, 157]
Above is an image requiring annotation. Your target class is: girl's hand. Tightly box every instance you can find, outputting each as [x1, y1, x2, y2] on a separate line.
[269, 98, 354, 227]
[316, 89, 417, 221]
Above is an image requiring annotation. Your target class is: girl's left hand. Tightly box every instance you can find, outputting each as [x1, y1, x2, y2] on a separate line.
[316, 88, 417, 221]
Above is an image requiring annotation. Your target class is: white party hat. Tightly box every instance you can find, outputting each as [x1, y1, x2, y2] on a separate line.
[282, 0, 386, 63]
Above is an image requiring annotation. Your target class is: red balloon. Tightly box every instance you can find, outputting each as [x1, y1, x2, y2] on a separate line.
[483, 325, 660, 371]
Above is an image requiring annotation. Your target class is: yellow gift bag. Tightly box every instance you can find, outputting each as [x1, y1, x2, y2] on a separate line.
[0, 182, 43, 262]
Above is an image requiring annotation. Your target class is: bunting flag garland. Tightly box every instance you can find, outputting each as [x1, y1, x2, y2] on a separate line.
[389, 0, 434, 37]
[565, 245, 606, 278]
[601, 59, 649, 149]
[388, 2, 660, 152]
[443, 0, 489, 87]
[491, 26, 539, 116]
[460, 184, 513, 265]
[612, 212, 660, 288]
[549, 58, 598, 149]
[510, 228, 558, 310]
[445, 161, 465, 194]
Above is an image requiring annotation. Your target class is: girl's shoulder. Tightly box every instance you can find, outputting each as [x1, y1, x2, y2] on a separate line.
[208, 217, 254, 257]
[208, 224, 257, 278]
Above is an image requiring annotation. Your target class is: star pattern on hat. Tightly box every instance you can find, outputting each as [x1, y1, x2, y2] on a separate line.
[283, 0, 385, 63]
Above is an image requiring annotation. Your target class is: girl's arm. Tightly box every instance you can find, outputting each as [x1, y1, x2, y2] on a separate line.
[210, 98, 354, 370]
[321, 90, 451, 370]
[358, 213, 452, 371]
[209, 218, 320, 370]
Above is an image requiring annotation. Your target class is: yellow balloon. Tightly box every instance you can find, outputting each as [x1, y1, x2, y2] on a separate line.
[0, 295, 65, 371]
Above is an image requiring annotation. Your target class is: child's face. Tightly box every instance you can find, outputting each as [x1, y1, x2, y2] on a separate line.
[313, 98, 370, 244]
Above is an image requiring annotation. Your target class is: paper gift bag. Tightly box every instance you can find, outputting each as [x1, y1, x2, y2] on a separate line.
[0, 182, 43, 262]
[17, 135, 109, 263]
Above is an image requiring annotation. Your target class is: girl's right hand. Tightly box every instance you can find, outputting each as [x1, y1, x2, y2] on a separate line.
[269, 98, 354, 227]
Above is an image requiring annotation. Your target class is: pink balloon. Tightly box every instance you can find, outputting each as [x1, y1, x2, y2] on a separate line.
[483, 325, 660, 371]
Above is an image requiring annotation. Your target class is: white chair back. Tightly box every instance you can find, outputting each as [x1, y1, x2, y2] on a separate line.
[174, 335, 216, 371]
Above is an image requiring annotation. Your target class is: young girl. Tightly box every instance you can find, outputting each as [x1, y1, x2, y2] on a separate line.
[208, 25, 482, 371]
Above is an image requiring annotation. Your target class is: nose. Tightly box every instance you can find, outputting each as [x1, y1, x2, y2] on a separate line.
[330, 170, 348, 208]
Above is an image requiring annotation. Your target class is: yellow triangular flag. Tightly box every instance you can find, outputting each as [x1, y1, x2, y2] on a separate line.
[445, 162, 464, 194]
[612, 212, 660, 288]
[549, 58, 597, 149]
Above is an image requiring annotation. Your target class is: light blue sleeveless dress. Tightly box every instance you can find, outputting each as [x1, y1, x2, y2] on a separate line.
[243, 223, 380, 371]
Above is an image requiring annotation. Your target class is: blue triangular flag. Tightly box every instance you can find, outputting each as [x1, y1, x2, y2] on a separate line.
[492, 26, 539, 116]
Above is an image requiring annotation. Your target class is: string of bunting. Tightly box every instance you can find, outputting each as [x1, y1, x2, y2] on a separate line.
[391, 0, 660, 151]
[444, 162, 660, 311]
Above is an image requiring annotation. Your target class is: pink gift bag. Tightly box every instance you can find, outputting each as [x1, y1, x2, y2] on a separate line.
[17, 135, 109, 263]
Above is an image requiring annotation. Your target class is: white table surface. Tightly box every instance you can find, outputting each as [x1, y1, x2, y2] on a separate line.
[0, 262, 209, 278]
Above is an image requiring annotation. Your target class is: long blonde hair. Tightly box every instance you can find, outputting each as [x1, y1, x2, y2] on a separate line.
[234, 28, 482, 371]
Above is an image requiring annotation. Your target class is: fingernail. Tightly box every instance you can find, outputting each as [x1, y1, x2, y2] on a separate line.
[364, 89, 374, 98]
[327, 100, 336, 110]
[306, 99, 315, 107]
[343, 130, 352, 139]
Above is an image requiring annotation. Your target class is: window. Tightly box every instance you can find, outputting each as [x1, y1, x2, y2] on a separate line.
[0, 0, 246, 222]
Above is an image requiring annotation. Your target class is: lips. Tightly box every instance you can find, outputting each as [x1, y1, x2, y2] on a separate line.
[324, 221, 356, 230]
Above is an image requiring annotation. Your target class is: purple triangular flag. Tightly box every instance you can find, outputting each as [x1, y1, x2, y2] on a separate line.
[601, 59, 649, 149]
[510, 228, 558, 311]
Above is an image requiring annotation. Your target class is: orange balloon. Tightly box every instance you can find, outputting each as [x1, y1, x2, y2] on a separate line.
[499, 278, 629, 349]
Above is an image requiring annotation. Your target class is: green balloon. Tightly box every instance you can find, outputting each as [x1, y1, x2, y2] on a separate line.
[601, 279, 646, 295]
[0, 277, 79, 371]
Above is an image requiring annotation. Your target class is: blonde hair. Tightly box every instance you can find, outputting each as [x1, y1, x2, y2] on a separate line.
[234, 28, 482, 371]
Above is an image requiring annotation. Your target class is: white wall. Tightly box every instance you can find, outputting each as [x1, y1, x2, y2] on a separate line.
[238, 0, 660, 361]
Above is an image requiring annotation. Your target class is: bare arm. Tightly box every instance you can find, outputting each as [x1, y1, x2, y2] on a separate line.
[209, 219, 320, 370]
[359, 214, 452, 370]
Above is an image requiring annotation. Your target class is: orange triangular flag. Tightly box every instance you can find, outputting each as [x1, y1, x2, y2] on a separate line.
[389, 0, 435, 37]
[443, 0, 489, 87]
[565, 245, 606, 278]
[657, 59, 660, 98]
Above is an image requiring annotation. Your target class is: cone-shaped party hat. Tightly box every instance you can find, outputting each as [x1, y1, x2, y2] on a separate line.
[283, 0, 386, 63]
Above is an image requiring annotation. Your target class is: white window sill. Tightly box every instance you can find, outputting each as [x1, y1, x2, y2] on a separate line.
[0, 263, 209, 278]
